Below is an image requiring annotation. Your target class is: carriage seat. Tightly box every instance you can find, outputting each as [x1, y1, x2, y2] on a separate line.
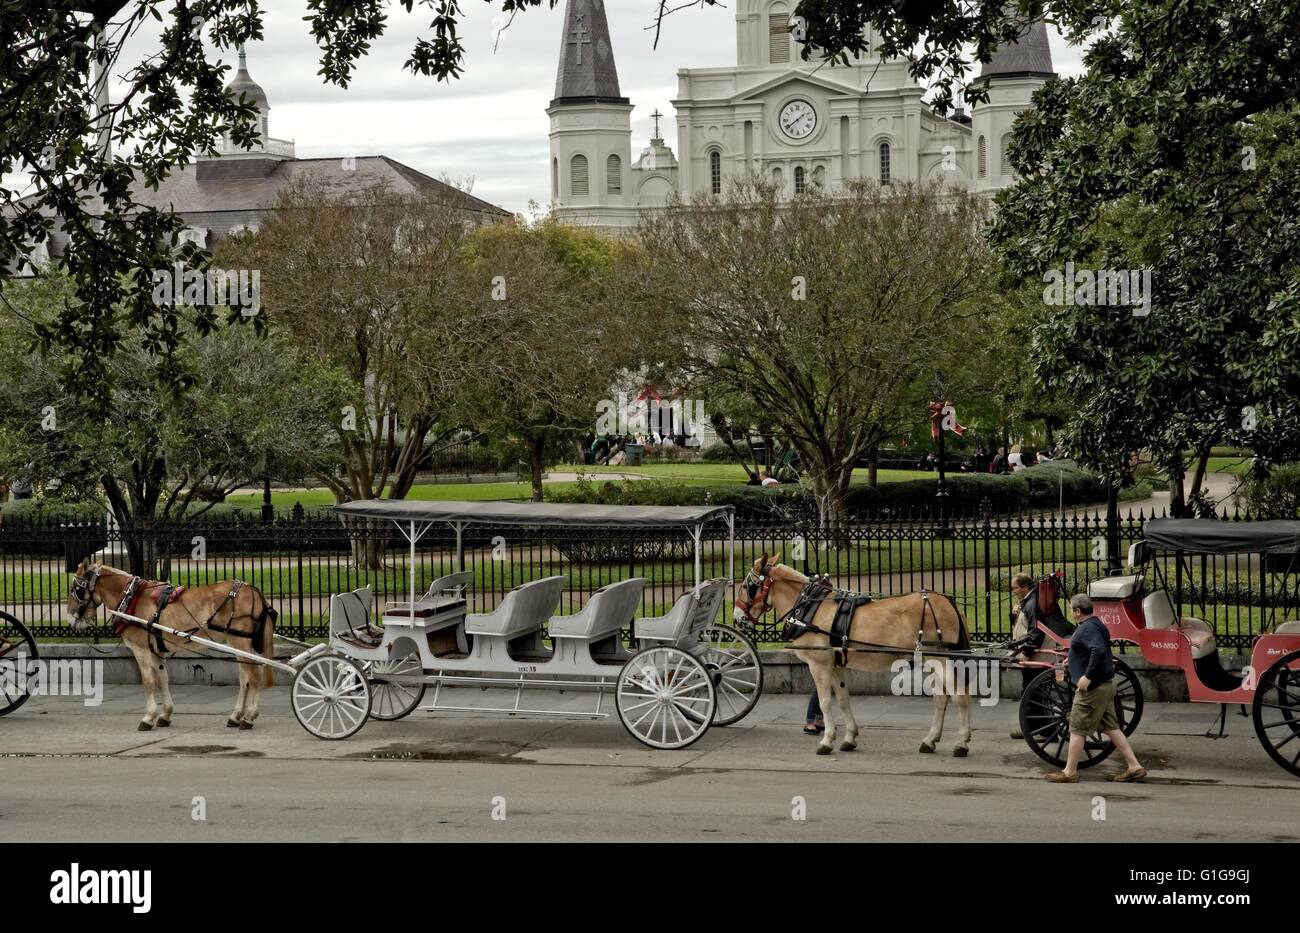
[1143, 589, 1217, 659]
[329, 587, 384, 649]
[635, 579, 727, 644]
[464, 576, 565, 638]
[549, 578, 646, 640]
[1275, 621, 1300, 635]
[382, 571, 473, 631]
[1088, 574, 1143, 599]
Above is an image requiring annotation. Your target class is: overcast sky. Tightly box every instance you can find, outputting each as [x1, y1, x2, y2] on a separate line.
[6, 1, 1085, 214]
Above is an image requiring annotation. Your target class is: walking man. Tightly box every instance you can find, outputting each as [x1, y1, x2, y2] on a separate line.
[1046, 594, 1146, 783]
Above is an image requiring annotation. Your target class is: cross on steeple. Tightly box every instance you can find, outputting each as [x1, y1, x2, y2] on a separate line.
[568, 14, 591, 66]
[650, 108, 663, 140]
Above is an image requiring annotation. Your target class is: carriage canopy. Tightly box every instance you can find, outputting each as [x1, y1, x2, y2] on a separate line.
[1142, 518, 1300, 555]
[332, 499, 734, 529]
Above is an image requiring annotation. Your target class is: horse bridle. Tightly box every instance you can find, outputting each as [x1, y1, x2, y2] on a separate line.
[736, 563, 777, 623]
[68, 566, 104, 622]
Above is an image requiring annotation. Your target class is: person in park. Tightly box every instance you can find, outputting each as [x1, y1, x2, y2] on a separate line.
[1045, 594, 1147, 783]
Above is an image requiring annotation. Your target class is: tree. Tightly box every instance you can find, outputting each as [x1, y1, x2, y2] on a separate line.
[221, 178, 481, 505]
[633, 178, 1002, 525]
[431, 219, 643, 501]
[985, 8, 1300, 510]
[0, 271, 346, 573]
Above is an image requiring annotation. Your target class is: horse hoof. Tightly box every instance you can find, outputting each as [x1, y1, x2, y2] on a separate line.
[137, 722, 153, 732]
[840, 741, 857, 752]
[816, 745, 833, 756]
[239, 720, 254, 730]
[157, 718, 171, 728]
[952, 746, 969, 758]
[918, 741, 935, 754]
[226, 718, 241, 728]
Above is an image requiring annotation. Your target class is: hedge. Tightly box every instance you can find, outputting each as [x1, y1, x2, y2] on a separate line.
[548, 462, 1105, 518]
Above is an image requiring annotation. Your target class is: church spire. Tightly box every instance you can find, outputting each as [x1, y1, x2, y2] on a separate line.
[551, 0, 627, 105]
[978, 19, 1055, 81]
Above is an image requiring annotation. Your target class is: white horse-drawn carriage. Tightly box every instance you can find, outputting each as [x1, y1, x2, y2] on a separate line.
[288, 501, 761, 748]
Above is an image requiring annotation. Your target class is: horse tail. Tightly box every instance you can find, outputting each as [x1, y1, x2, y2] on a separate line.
[254, 588, 277, 687]
[939, 593, 970, 651]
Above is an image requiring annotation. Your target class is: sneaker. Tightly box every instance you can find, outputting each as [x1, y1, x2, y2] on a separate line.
[1045, 770, 1079, 783]
[803, 723, 825, 735]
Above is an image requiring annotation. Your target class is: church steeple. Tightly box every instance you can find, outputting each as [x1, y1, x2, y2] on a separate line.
[978, 19, 1055, 82]
[551, 0, 627, 105]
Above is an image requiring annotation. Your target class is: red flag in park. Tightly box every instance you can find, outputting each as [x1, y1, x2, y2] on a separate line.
[928, 401, 967, 440]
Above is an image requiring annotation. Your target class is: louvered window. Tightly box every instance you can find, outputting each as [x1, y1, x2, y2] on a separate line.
[607, 154, 621, 194]
[794, 166, 805, 194]
[977, 136, 986, 177]
[571, 154, 589, 195]
[769, 15, 790, 63]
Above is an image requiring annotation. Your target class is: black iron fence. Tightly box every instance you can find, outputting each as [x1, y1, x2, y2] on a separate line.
[6, 509, 1297, 650]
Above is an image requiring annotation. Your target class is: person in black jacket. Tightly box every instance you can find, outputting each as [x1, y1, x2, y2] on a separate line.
[1045, 595, 1146, 783]
[1008, 572, 1076, 738]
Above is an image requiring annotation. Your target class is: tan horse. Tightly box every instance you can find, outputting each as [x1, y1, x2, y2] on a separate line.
[67, 562, 277, 731]
[735, 554, 975, 757]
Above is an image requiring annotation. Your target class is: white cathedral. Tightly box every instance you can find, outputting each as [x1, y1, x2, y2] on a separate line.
[546, 0, 1055, 227]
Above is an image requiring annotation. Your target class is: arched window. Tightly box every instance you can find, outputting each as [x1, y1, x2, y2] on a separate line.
[1000, 133, 1012, 175]
[709, 150, 722, 194]
[977, 135, 986, 177]
[606, 154, 622, 194]
[571, 154, 589, 195]
[793, 165, 806, 194]
[878, 142, 891, 184]
[551, 157, 559, 199]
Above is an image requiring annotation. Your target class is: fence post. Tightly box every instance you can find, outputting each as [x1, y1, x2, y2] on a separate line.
[981, 498, 992, 639]
[294, 502, 305, 640]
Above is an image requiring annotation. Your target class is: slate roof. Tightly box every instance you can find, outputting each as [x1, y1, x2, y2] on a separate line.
[552, 0, 627, 105]
[978, 19, 1056, 80]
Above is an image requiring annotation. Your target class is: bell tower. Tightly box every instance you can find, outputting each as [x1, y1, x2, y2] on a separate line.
[546, 0, 638, 227]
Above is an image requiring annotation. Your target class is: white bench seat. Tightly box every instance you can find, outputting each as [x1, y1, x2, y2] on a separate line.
[635, 579, 727, 645]
[549, 578, 646, 640]
[465, 576, 565, 638]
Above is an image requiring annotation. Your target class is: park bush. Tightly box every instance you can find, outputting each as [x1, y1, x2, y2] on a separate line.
[1237, 464, 1300, 518]
[550, 462, 1105, 518]
[701, 443, 742, 463]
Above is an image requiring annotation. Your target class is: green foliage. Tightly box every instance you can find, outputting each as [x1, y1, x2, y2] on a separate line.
[550, 463, 1104, 518]
[1237, 465, 1300, 519]
[701, 443, 743, 464]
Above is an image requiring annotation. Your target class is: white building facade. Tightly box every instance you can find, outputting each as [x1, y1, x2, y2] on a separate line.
[548, 0, 1056, 227]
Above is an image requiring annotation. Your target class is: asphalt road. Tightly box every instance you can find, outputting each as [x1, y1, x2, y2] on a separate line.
[2, 686, 1297, 842]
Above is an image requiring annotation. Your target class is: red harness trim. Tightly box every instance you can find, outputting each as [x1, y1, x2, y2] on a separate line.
[114, 582, 187, 635]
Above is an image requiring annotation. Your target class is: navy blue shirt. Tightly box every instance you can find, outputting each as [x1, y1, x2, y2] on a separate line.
[1067, 616, 1114, 685]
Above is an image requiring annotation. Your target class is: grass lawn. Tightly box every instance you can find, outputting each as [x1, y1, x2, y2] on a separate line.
[219, 463, 940, 512]
[560, 462, 937, 484]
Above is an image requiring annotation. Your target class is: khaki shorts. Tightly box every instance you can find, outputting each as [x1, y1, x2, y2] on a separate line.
[1069, 678, 1120, 735]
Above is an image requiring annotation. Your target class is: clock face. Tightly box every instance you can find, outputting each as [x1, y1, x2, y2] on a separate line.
[779, 100, 817, 139]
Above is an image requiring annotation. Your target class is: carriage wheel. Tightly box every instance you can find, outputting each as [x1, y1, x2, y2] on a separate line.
[697, 624, 763, 726]
[0, 613, 39, 717]
[1252, 648, 1300, 779]
[292, 654, 372, 740]
[616, 645, 716, 750]
[1018, 669, 1117, 770]
[1113, 660, 1144, 737]
[365, 652, 426, 721]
